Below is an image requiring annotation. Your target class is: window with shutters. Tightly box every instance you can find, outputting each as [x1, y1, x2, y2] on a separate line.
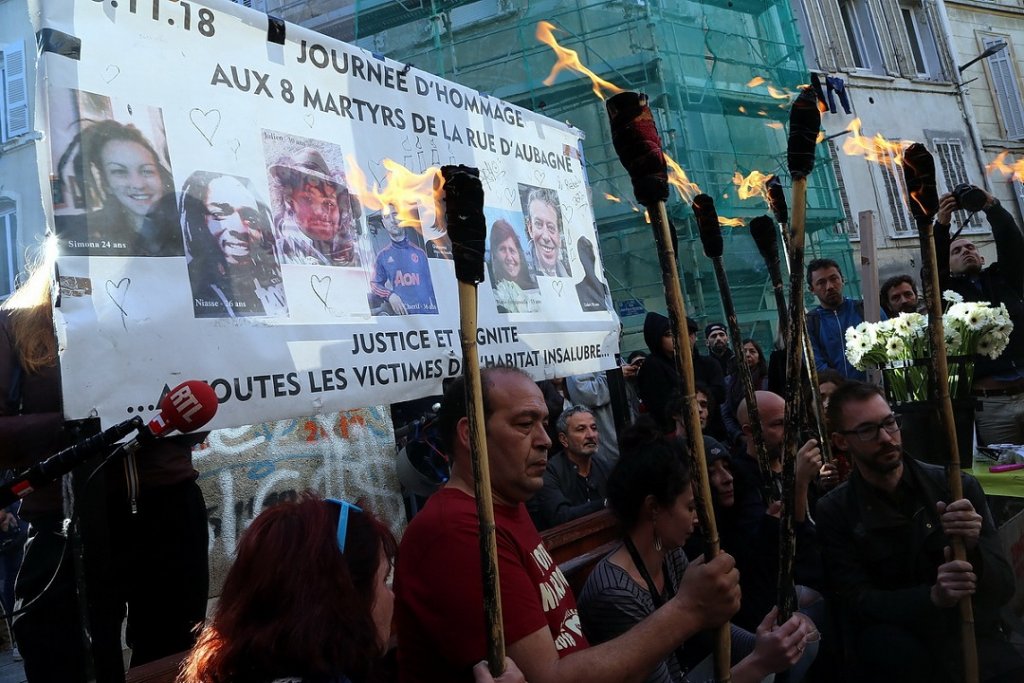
[877, 148, 915, 237]
[1, 42, 29, 143]
[0, 198, 17, 300]
[838, 0, 884, 74]
[827, 141, 857, 238]
[984, 35, 1024, 141]
[932, 137, 984, 231]
[900, 2, 943, 79]
[233, 0, 266, 11]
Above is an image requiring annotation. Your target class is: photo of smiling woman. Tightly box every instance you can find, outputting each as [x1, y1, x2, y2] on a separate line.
[488, 218, 539, 314]
[51, 90, 182, 256]
[181, 171, 288, 319]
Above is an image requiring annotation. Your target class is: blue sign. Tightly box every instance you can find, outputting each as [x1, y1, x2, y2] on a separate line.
[618, 299, 646, 317]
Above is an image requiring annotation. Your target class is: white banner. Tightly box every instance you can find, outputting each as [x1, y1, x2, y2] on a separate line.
[38, 0, 619, 430]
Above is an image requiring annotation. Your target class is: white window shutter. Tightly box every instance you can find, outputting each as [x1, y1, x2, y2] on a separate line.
[932, 138, 982, 227]
[985, 37, 1024, 141]
[2, 42, 29, 140]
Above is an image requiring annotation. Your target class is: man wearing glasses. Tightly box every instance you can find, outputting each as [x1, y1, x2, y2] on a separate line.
[817, 381, 1022, 682]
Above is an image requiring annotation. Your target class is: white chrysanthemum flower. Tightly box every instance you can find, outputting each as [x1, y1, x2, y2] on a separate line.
[885, 336, 906, 359]
[943, 290, 964, 304]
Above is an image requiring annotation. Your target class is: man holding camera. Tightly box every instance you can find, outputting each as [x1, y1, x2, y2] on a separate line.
[936, 185, 1024, 445]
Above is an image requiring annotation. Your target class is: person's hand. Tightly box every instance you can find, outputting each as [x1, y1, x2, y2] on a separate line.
[817, 462, 839, 491]
[0, 512, 17, 533]
[936, 193, 957, 226]
[621, 362, 638, 380]
[674, 552, 741, 630]
[796, 439, 822, 485]
[748, 607, 816, 674]
[937, 500, 982, 549]
[765, 500, 782, 519]
[473, 657, 527, 683]
[931, 547, 977, 608]
[388, 292, 408, 315]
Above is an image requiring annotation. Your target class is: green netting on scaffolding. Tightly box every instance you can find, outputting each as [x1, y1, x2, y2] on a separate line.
[344, 0, 853, 354]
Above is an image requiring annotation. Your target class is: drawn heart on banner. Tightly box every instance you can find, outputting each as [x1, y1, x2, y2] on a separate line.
[105, 278, 130, 328]
[562, 205, 574, 225]
[311, 275, 332, 309]
[504, 188, 517, 207]
[304, 113, 315, 128]
[103, 65, 120, 83]
[189, 108, 221, 146]
[533, 170, 546, 185]
[552, 280, 564, 297]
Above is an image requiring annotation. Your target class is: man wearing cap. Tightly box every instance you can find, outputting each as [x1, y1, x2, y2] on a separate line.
[636, 312, 725, 434]
[269, 147, 361, 267]
[705, 323, 735, 376]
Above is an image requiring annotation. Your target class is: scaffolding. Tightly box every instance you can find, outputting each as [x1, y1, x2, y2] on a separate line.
[284, 0, 857, 352]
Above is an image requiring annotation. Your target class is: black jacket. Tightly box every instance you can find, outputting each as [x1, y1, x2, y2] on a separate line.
[527, 450, 612, 531]
[816, 457, 1016, 679]
[936, 201, 1024, 380]
[636, 312, 725, 433]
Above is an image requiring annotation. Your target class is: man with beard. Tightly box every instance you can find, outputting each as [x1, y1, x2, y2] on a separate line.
[805, 258, 866, 380]
[395, 367, 743, 683]
[528, 406, 612, 530]
[817, 381, 1023, 683]
[704, 323, 735, 375]
[935, 188, 1024, 445]
[879, 274, 921, 317]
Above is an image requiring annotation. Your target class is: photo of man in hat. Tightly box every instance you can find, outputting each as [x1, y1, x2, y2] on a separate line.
[265, 135, 362, 267]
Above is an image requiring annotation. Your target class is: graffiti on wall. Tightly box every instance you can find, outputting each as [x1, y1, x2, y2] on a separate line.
[194, 405, 403, 593]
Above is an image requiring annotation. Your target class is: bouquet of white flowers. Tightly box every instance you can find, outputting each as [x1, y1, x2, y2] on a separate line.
[844, 291, 1013, 403]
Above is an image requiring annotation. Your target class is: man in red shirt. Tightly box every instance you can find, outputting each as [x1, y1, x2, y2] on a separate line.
[395, 366, 742, 683]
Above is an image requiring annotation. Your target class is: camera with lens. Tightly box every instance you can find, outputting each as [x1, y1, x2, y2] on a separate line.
[951, 183, 989, 213]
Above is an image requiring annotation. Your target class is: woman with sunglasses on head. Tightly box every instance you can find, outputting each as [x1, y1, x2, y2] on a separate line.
[577, 418, 818, 683]
[179, 494, 526, 683]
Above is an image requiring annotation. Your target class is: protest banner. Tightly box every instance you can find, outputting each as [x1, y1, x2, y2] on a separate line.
[35, 0, 620, 430]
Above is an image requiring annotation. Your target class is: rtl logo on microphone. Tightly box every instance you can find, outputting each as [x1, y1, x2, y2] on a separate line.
[169, 384, 204, 424]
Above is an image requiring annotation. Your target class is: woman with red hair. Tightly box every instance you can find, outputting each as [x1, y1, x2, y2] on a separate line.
[180, 494, 525, 683]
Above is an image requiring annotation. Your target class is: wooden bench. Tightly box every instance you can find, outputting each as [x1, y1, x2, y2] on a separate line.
[541, 508, 620, 596]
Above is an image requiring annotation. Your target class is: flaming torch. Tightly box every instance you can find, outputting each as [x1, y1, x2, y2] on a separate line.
[441, 165, 506, 676]
[902, 143, 979, 683]
[694, 197, 774, 503]
[605, 92, 731, 682]
[776, 86, 821, 622]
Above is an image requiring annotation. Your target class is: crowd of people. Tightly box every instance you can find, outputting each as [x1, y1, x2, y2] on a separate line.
[1, 181, 1023, 683]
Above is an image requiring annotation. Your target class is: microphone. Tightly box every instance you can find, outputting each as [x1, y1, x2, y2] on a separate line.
[0, 380, 218, 508]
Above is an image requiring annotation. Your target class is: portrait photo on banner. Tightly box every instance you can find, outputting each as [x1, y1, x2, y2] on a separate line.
[518, 183, 572, 279]
[574, 234, 613, 313]
[366, 202, 439, 317]
[262, 130, 365, 268]
[49, 88, 184, 258]
[484, 206, 540, 314]
[180, 169, 289, 319]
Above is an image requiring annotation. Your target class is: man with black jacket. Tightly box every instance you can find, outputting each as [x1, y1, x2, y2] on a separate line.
[817, 381, 1022, 682]
[935, 189, 1024, 444]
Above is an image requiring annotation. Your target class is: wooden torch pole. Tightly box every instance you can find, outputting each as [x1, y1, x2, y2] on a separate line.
[902, 143, 979, 683]
[606, 92, 731, 683]
[442, 165, 506, 675]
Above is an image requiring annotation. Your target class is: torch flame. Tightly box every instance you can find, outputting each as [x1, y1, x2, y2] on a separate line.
[986, 150, 1024, 182]
[840, 118, 913, 165]
[766, 86, 791, 100]
[746, 76, 766, 87]
[719, 216, 745, 227]
[665, 154, 701, 204]
[732, 170, 773, 201]
[766, 122, 784, 130]
[604, 193, 622, 203]
[536, 21, 624, 100]
[345, 156, 440, 233]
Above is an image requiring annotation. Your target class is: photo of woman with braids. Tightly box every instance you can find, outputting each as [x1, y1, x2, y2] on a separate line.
[180, 171, 288, 319]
